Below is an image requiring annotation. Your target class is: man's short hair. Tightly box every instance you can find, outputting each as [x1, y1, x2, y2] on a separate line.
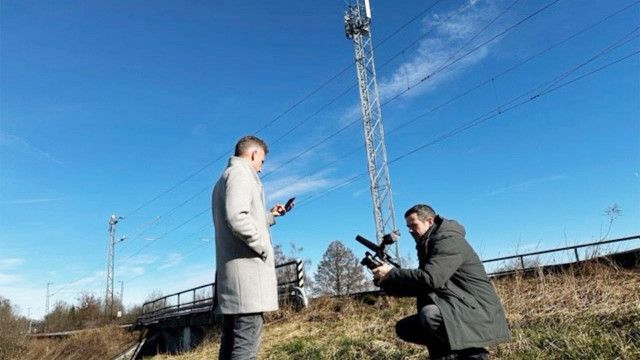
[404, 204, 436, 220]
[234, 135, 269, 156]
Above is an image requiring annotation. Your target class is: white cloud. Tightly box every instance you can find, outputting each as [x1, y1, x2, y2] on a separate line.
[0, 285, 46, 319]
[485, 175, 568, 197]
[159, 253, 183, 269]
[59, 271, 105, 289]
[377, 0, 503, 102]
[0, 273, 22, 284]
[115, 264, 146, 278]
[0, 198, 62, 205]
[119, 254, 158, 266]
[0, 257, 24, 269]
[122, 263, 214, 309]
[0, 132, 62, 165]
[264, 171, 339, 203]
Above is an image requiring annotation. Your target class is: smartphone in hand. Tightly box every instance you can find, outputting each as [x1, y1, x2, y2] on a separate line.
[284, 197, 296, 212]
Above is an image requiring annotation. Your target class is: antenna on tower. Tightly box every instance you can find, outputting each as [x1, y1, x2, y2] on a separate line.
[344, 0, 400, 262]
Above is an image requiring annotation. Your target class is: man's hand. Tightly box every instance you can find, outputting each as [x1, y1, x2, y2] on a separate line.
[372, 263, 393, 283]
[270, 204, 286, 217]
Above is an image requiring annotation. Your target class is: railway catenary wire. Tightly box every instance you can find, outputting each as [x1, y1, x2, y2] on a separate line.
[110, 45, 640, 286]
[119, 0, 556, 255]
[261, 0, 561, 180]
[121, 0, 447, 221]
[115, 0, 473, 256]
[116, 24, 640, 285]
[115, 221, 211, 267]
[120, 208, 210, 262]
[267, 0, 481, 147]
[114, 0, 459, 258]
[207, 1, 640, 213]
[295, 48, 640, 208]
[380, 0, 561, 107]
[50, 222, 213, 298]
[118, 0, 632, 261]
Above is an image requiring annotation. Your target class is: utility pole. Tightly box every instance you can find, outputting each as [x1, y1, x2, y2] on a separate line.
[105, 214, 124, 318]
[27, 307, 32, 334]
[344, 0, 400, 259]
[119, 280, 124, 312]
[45, 282, 52, 332]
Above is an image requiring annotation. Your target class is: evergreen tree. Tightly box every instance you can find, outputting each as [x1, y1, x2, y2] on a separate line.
[314, 240, 367, 296]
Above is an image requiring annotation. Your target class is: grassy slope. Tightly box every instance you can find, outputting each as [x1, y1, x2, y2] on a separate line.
[149, 264, 640, 360]
[18, 326, 139, 360]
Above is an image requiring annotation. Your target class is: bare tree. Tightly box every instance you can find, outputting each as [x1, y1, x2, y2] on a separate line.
[0, 297, 28, 358]
[274, 243, 314, 292]
[314, 240, 367, 296]
[76, 292, 103, 328]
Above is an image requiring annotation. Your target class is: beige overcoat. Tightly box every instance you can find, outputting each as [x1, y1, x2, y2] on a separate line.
[212, 156, 278, 314]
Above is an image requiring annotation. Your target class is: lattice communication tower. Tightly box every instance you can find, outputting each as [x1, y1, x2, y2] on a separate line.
[344, 0, 400, 256]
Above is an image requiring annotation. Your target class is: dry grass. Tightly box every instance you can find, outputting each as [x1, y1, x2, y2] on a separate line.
[14, 263, 637, 359]
[17, 326, 139, 360]
[149, 263, 640, 359]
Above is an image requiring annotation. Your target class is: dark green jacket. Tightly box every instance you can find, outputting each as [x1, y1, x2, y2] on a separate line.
[379, 216, 510, 350]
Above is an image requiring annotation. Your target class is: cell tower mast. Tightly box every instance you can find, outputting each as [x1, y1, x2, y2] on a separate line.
[344, 0, 399, 256]
[105, 214, 123, 317]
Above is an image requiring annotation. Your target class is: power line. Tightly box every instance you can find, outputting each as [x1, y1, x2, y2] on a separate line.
[92, 4, 638, 291]
[259, 2, 640, 201]
[121, 183, 211, 249]
[121, 0, 447, 221]
[121, 207, 210, 262]
[119, 0, 485, 236]
[294, 47, 640, 208]
[263, 0, 553, 179]
[120, 0, 569, 250]
[381, 0, 561, 106]
[124, 233, 213, 284]
[117, 221, 211, 265]
[269, 0, 489, 148]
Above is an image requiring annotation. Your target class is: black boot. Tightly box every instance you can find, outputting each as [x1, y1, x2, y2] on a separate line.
[459, 348, 489, 360]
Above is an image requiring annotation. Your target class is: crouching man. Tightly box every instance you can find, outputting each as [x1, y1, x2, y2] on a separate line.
[373, 204, 510, 360]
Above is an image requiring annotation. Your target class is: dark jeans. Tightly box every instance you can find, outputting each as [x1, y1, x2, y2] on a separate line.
[219, 313, 263, 360]
[396, 304, 488, 360]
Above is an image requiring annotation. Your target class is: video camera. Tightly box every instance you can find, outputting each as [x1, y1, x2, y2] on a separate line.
[355, 230, 401, 270]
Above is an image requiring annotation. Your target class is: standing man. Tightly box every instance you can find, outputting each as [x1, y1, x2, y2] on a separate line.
[212, 135, 286, 359]
[373, 204, 510, 360]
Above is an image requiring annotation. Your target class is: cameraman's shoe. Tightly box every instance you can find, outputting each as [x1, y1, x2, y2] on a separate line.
[430, 348, 488, 360]
[459, 348, 489, 360]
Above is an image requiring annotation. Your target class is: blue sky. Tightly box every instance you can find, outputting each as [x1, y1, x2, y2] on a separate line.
[1, 0, 638, 320]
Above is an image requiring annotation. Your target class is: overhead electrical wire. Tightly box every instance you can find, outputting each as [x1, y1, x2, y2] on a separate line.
[121, 0, 573, 257]
[262, 0, 556, 179]
[120, 2, 638, 278]
[121, 0, 447, 221]
[294, 46, 640, 208]
[134, 1, 640, 228]
[119, 0, 527, 242]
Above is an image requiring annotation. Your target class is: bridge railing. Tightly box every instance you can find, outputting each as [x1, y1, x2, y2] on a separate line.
[139, 258, 308, 322]
[483, 234, 639, 276]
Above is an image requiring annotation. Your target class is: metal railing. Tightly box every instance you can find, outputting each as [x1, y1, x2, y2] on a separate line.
[139, 259, 307, 323]
[482, 234, 639, 275]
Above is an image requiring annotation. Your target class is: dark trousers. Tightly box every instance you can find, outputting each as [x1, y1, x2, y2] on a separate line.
[219, 313, 263, 360]
[396, 304, 450, 357]
[396, 304, 489, 360]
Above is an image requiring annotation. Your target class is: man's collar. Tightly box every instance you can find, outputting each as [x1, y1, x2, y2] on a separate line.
[228, 156, 259, 177]
[416, 215, 443, 243]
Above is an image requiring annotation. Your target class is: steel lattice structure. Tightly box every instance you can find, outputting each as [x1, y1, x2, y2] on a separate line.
[344, 0, 399, 256]
[104, 214, 122, 317]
